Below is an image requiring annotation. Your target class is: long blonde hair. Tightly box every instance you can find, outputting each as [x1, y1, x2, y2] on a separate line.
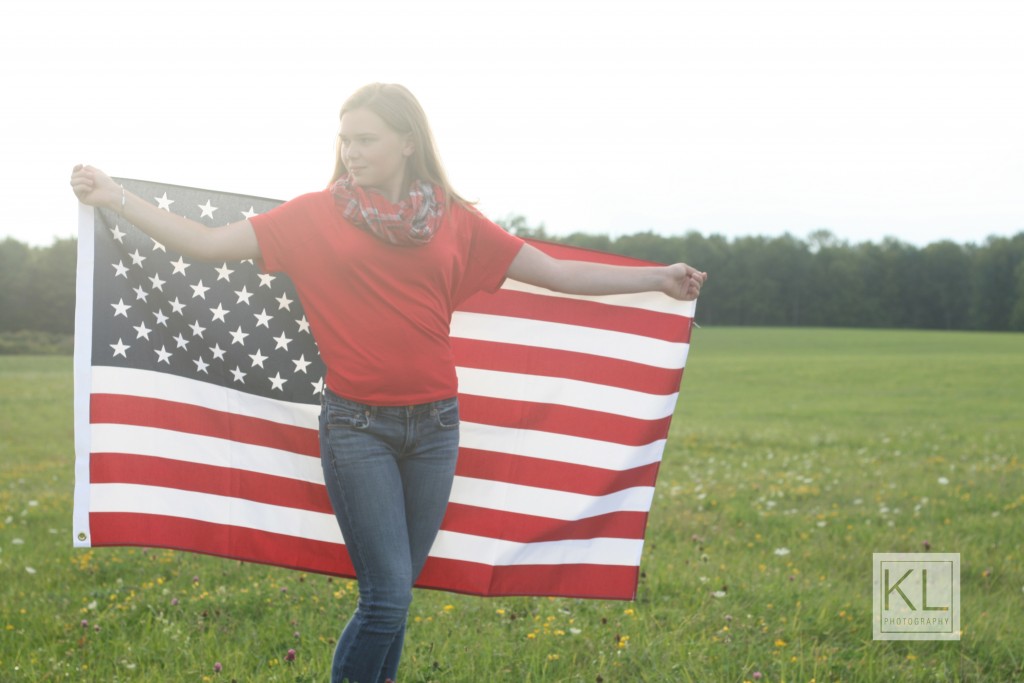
[329, 83, 468, 207]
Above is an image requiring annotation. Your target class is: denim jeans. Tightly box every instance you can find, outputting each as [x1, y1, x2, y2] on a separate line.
[319, 389, 460, 683]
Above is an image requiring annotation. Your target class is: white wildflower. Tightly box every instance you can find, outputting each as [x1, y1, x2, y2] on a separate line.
[774, 547, 791, 556]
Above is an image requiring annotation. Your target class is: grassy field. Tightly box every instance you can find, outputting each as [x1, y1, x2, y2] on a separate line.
[1, 327, 1021, 682]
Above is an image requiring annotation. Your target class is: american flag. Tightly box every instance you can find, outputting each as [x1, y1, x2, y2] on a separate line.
[73, 178, 695, 600]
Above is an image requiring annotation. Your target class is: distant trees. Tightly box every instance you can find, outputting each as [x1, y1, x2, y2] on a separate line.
[500, 218, 1024, 331]
[0, 237, 77, 335]
[1, 225, 1023, 352]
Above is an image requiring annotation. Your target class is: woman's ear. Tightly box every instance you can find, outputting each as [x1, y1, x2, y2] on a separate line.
[402, 133, 415, 158]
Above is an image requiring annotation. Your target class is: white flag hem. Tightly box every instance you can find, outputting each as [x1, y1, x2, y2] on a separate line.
[73, 204, 96, 549]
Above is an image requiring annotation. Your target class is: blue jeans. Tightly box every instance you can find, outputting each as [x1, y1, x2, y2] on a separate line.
[318, 390, 460, 683]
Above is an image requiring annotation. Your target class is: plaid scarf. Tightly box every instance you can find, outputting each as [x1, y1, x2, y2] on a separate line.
[330, 175, 444, 247]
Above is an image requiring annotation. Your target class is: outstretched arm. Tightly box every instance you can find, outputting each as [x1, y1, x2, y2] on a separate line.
[506, 243, 707, 301]
[70, 164, 260, 263]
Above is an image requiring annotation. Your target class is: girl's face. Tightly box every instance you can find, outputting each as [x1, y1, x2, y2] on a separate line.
[339, 107, 414, 202]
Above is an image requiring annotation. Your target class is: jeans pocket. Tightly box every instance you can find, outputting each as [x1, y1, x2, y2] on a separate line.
[325, 399, 372, 431]
[432, 398, 460, 430]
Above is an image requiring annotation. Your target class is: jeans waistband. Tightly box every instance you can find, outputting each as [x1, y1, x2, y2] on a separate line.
[322, 387, 457, 416]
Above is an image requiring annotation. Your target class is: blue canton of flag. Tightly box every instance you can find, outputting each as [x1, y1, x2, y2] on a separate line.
[91, 179, 324, 404]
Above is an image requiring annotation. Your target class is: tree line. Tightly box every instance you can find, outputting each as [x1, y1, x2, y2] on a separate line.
[499, 218, 1024, 331]
[2, 224, 1023, 343]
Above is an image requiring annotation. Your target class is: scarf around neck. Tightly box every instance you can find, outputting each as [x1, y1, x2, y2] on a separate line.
[330, 175, 445, 247]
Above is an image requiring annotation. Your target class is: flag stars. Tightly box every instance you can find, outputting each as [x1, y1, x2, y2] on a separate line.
[152, 239, 166, 253]
[133, 321, 152, 340]
[155, 192, 174, 211]
[215, 263, 234, 282]
[189, 320, 206, 338]
[154, 310, 169, 326]
[190, 280, 210, 299]
[210, 344, 226, 361]
[111, 298, 131, 317]
[133, 285, 149, 302]
[110, 338, 129, 358]
[170, 256, 190, 276]
[273, 332, 292, 351]
[230, 366, 246, 383]
[242, 206, 258, 219]
[209, 304, 229, 323]
[193, 357, 210, 374]
[269, 373, 287, 391]
[129, 249, 146, 267]
[155, 346, 172, 364]
[235, 286, 253, 305]
[248, 349, 268, 369]
[110, 224, 126, 242]
[148, 273, 166, 291]
[198, 200, 218, 219]
[113, 261, 129, 278]
[254, 309, 273, 328]
[172, 333, 190, 350]
[292, 355, 311, 374]
[312, 377, 324, 395]
[257, 273, 276, 289]
[275, 293, 293, 311]
[296, 316, 311, 334]
[170, 298, 187, 315]
[229, 327, 249, 345]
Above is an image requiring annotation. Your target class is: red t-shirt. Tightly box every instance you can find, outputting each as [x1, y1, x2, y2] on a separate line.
[250, 190, 524, 405]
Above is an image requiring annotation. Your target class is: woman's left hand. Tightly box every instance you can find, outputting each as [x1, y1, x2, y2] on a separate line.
[662, 263, 708, 301]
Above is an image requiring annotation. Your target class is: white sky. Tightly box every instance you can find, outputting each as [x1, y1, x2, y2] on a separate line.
[3, 0, 1022, 249]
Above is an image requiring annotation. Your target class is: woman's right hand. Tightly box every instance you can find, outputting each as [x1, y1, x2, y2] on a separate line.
[70, 164, 119, 209]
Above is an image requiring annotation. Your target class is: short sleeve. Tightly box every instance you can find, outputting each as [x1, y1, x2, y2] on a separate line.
[249, 191, 331, 273]
[453, 208, 525, 306]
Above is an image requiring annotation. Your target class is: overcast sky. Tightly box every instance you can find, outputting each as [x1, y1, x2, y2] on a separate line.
[3, 0, 1022, 249]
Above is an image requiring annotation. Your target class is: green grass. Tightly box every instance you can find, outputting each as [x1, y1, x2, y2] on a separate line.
[1, 329, 1022, 682]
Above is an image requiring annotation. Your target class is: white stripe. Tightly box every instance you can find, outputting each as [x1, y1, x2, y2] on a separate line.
[430, 530, 644, 567]
[90, 423, 324, 483]
[460, 422, 665, 470]
[449, 476, 654, 519]
[451, 312, 688, 369]
[91, 366, 319, 428]
[502, 278, 696, 318]
[89, 484, 643, 566]
[457, 367, 678, 419]
[90, 483, 343, 543]
[73, 203, 97, 548]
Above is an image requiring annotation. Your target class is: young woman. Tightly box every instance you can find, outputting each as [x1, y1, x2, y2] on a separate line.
[70, 82, 707, 683]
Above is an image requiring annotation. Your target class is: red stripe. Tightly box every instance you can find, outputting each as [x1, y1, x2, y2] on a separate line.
[90, 394, 319, 457]
[418, 557, 639, 600]
[441, 502, 648, 542]
[456, 448, 660, 496]
[523, 237, 661, 268]
[459, 289, 691, 343]
[460, 395, 671, 446]
[86, 445, 655, 506]
[90, 452, 332, 513]
[453, 338, 684, 395]
[88, 513, 638, 598]
[89, 512, 353, 577]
